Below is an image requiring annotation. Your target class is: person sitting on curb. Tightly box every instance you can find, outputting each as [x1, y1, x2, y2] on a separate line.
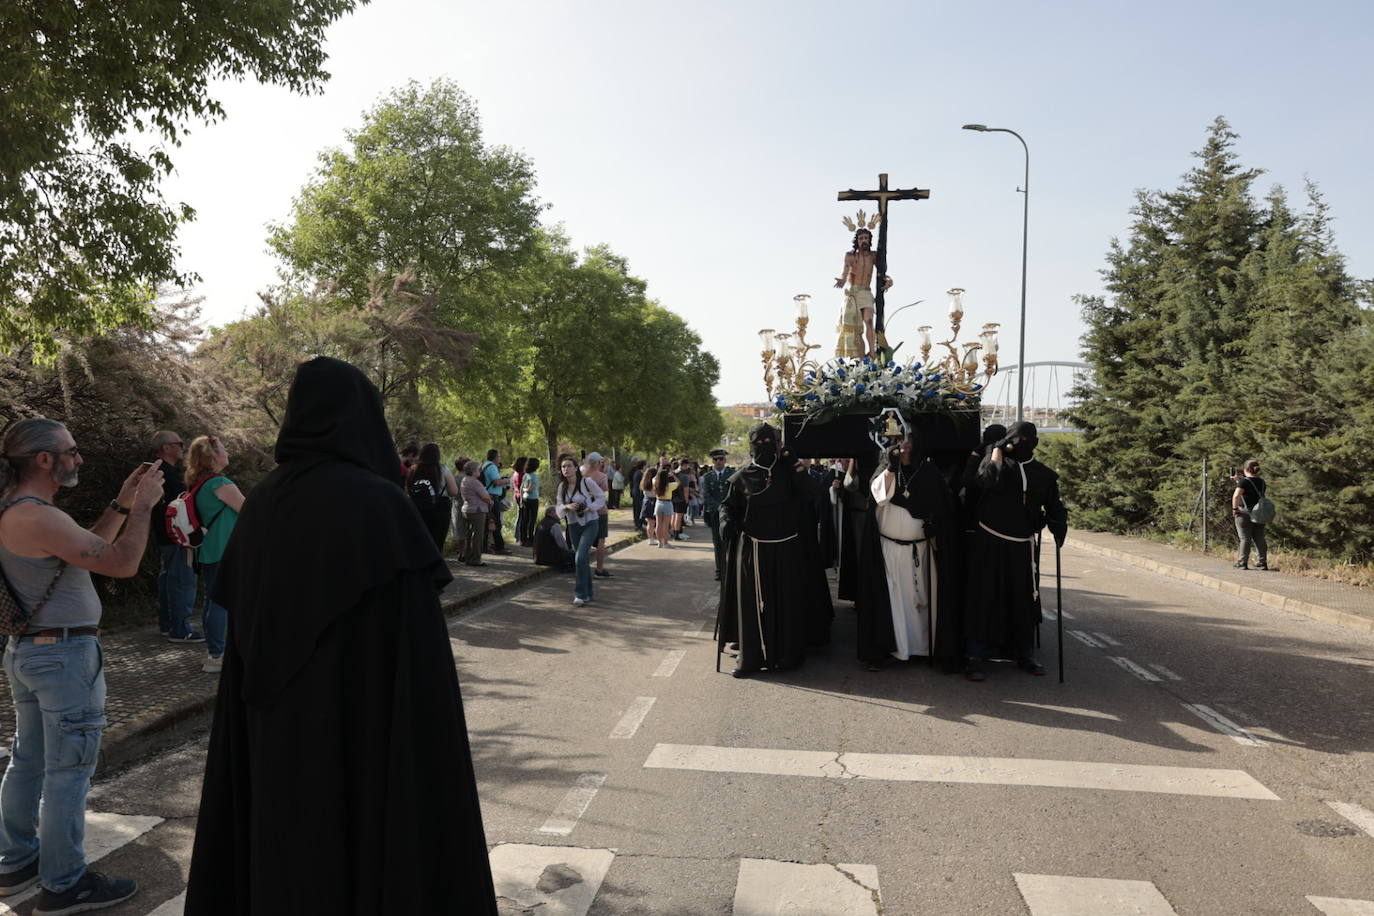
[533, 507, 575, 572]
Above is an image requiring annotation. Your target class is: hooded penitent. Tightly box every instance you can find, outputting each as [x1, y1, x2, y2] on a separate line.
[185, 357, 497, 915]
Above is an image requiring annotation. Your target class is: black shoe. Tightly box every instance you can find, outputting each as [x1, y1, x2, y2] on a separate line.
[963, 658, 986, 682]
[0, 859, 38, 896]
[1255, 563, 1271, 571]
[731, 667, 754, 679]
[33, 871, 137, 915]
[1233, 562, 1248, 569]
[1017, 656, 1047, 676]
[594, 569, 612, 578]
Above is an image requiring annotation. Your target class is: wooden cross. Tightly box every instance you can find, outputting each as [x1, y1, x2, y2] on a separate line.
[837, 173, 930, 335]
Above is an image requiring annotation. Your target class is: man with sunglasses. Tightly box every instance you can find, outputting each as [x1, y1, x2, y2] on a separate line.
[0, 418, 165, 912]
[149, 431, 204, 643]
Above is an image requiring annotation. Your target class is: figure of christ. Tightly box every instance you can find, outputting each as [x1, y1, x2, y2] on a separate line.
[834, 227, 893, 359]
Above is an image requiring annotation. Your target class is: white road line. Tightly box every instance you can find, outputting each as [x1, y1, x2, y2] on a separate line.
[1307, 896, 1374, 915]
[0, 812, 162, 912]
[1014, 873, 1178, 915]
[146, 890, 188, 915]
[652, 649, 686, 678]
[681, 619, 711, 638]
[733, 859, 881, 915]
[1326, 801, 1374, 839]
[489, 844, 615, 916]
[643, 744, 1279, 800]
[1068, 630, 1103, 648]
[536, 773, 607, 836]
[1093, 631, 1122, 646]
[1107, 656, 1162, 682]
[609, 696, 657, 739]
[1060, 609, 1076, 619]
[1150, 663, 1184, 681]
[1182, 703, 1267, 747]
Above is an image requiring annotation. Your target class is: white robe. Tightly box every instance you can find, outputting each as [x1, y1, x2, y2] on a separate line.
[871, 470, 934, 659]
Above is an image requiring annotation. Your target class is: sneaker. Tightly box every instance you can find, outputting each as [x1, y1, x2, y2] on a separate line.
[1017, 656, 1047, 676]
[0, 859, 39, 896]
[572, 597, 586, 607]
[165, 631, 205, 644]
[594, 569, 612, 578]
[648, 539, 659, 546]
[202, 656, 223, 673]
[33, 870, 137, 914]
[1232, 562, 1248, 570]
[963, 658, 986, 682]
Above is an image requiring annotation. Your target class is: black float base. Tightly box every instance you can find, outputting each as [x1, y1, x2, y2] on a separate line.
[782, 409, 979, 461]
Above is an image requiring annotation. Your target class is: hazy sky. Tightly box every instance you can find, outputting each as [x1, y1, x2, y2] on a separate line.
[162, 0, 1374, 405]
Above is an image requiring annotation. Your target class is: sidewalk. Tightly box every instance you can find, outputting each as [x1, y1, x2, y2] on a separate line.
[1069, 527, 1374, 635]
[0, 510, 645, 776]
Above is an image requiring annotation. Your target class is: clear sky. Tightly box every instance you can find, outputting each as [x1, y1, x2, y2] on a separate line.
[162, 0, 1374, 405]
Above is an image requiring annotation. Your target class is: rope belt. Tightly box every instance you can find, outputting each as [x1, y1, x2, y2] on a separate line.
[744, 532, 798, 660]
[978, 522, 1040, 602]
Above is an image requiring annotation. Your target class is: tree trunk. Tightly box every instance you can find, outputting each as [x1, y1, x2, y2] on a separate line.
[543, 421, 560, 477]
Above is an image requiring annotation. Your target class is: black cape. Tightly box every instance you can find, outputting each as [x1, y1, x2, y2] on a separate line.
[836, 451, 879, 602]
[964, 453, 1067, 657]
[716, 461, 832, 673]
[185, 357, 497, 915]
[855, 457, 964, 669]
[807, 465, 839, 569]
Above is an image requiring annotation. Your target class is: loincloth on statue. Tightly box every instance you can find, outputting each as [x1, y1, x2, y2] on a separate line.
[835, 287, 873, 358]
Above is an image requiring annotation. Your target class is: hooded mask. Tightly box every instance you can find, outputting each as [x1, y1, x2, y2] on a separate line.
[1007, 420, 1039, 460]
[749, 423, 781, 468]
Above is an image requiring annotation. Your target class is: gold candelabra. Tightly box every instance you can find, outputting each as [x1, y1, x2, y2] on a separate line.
[758, 328, 777, 397]
[915, 289, 999, 395]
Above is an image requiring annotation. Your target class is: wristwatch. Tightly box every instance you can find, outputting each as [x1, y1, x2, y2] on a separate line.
[108, 500, 130, 515]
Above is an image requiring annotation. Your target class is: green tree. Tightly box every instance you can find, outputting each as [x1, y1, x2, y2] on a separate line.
[0, 0, 362, 354]
[1057, 117, 1373, 561]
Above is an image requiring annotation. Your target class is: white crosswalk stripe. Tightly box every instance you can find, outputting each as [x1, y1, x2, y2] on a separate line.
[733, 859, 881, 915]
[488, 844, 614, 916]
[643, 743, 1281, 800]
[1307, 897, 1374, 915]
[1014, 873, 1179, 915]
[1326, 800, 1374, 839]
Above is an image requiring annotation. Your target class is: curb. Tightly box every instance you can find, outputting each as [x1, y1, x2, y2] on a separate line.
[93, 526, 648, 775]
[1072, 538, 1374, 636]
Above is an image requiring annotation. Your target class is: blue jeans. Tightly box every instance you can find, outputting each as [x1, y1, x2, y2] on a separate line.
[569, 521, 598, 601]
[201, 561, 228, 659]
[0, 635, 106, 893]
[157, 544, 197, 637]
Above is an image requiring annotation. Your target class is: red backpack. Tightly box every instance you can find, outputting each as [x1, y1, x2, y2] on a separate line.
[164, 476, 224, 548]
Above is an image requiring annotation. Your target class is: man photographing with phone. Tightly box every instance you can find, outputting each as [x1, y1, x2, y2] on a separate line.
[0, 417, 165, 911]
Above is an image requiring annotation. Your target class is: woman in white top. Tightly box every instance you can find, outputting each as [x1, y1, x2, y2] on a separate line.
[555, 454, 606, 606]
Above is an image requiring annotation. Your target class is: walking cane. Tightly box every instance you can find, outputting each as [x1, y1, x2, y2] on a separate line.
[925, 539, 934, 667]
[1056, 540, 1065, 684]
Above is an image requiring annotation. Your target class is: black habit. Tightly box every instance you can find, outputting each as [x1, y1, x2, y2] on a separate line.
[964, 448, 1068, 659]
[185, 357, 497, 915]
[716, 426, 833, 675]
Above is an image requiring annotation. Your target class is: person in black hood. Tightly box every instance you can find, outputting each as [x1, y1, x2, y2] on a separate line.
[714, 424, 833, 676]
[184, 357, 497, 914]
[962, 420, 1067, 681]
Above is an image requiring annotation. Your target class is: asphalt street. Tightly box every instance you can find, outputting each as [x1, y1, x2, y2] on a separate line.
[38, 532, 1374, 915]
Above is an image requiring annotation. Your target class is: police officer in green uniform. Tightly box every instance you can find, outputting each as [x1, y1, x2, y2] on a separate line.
[701, 448, 735, 580]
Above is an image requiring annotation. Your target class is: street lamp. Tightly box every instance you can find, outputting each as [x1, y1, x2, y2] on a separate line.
[963, 123, 1029, 422]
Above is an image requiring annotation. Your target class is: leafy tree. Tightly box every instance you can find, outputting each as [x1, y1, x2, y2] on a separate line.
[1056, 117, 1373, 561]
[0, 0, 362, 354]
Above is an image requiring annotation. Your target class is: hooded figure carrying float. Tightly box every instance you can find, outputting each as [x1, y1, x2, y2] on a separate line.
[715, 424, 833, 677]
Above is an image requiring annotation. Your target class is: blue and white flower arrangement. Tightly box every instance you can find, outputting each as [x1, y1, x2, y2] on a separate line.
[774, 356, 980, 422]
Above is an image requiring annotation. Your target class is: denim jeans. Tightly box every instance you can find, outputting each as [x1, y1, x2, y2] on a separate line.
[569, 521, 598, 601]
[201, 561, 228, 660]
[0, 635, 106, 894]
[157, 544, 196, 637]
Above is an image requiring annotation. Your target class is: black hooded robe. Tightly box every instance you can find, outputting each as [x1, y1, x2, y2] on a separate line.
[836, 450, 879, 603]
[964, 450, 1067, 659]
[715, 427, 832, 674]
[185, 357, 497, 915]
[855, 456, 963, 671]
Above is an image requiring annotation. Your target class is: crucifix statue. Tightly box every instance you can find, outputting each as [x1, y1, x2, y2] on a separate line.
[834, 173, 930, 358]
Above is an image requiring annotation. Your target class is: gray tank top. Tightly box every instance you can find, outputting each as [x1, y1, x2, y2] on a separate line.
[0, 497, 102, 629]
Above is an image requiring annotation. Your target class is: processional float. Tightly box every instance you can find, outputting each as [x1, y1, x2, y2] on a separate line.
[751, 172, 1063, 682]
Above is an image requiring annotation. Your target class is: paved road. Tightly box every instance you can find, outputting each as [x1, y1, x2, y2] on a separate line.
[34, 533, 1374, 914]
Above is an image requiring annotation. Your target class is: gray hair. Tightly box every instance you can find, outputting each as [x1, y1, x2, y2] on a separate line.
[463, 460, 479, 475]
[1, 418, 69, 495]
[151, 430, 181, 450]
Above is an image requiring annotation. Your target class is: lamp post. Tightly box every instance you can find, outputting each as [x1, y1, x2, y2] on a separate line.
[963, 123, 1029, 422]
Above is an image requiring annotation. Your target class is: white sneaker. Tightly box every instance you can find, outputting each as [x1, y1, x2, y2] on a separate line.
[648, 538, 659, 546]
[202, 656, 223, 673]
[572, 597, 586, 607]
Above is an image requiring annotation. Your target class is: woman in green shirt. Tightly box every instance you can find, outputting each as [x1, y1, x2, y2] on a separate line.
[187, 435, 245, 673]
